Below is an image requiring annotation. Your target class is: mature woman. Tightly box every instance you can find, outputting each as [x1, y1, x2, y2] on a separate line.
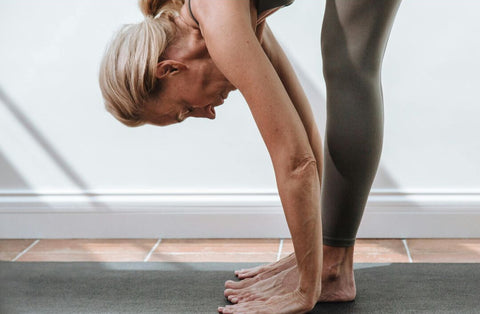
[99, 0, 401, 313]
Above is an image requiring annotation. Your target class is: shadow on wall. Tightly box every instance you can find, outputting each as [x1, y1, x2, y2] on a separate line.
[0, 86, 109, 211]
[1, 39, 421, 224]
[0, 150, 31, 190]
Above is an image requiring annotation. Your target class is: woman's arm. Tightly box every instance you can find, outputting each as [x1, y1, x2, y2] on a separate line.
[194, 0, 322, 307]
[260, 22, 324, 186]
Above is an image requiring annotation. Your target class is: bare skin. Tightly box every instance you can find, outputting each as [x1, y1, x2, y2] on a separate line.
[219, 289, 316, 314]
[144, 2, 323, 311]
[221, 0, 402, 309]
[145, 0, 400, 312]
[191, 1, 324, 312]
[224, 245, 355, 305]
[235, 252, 297, 281]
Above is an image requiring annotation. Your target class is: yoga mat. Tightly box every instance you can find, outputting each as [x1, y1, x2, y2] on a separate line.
[0, 262, 478, 313]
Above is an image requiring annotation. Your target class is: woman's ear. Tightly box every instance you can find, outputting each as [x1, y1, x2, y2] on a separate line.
[155, 60, 187, 79]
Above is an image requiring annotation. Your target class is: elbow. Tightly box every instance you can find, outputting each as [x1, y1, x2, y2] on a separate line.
[289, 155, 318, 178]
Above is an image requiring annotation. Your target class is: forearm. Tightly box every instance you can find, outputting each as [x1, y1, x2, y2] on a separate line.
[274, 156, 323, 300]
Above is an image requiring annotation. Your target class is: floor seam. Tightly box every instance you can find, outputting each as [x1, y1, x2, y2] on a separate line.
[145, 252, 277, 255]
[402, 238, 413, 263]
[12, 239, 40, 262]
[144, 238, 162, 262]
[276, 239, 284, 261]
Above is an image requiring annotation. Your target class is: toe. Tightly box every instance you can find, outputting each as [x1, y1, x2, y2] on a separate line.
[238, 270, 262, 279]
[225, 280, 241, 289]
[236, 272, 249, 279]
[224, 288, 243, 298]
[238, 270, 260, 280]
[234, 269, 245, 276]
[236, 292, 252, 303]
[221, 305, 234, 314]
[242, 293, 257, 302]
[228, 293, 244, 303]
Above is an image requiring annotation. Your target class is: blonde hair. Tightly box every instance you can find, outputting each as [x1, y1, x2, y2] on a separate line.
[99, 0, 184, 127]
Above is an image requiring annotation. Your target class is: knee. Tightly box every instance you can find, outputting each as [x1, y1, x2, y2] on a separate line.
[322, 56, 380, 85]
[321, 41, 381, 84]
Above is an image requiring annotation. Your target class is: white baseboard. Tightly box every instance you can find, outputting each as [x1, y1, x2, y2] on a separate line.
[1, 190, 480, 238]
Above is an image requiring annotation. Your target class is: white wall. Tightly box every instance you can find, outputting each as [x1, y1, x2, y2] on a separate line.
[1, 0, 479, 238]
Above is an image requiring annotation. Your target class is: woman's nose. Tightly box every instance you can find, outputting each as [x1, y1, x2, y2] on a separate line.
[204, 105, 215, 119]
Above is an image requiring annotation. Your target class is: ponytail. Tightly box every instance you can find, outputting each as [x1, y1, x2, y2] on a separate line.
[98, 0, 185, 127]
[139, 0, 184, 18]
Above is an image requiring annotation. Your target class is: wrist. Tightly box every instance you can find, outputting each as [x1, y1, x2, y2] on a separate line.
[299, 273, 322, 300]
[294, 287, 319, 310]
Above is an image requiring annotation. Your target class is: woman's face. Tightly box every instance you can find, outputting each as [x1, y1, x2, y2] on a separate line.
[143, 57, 236, 127]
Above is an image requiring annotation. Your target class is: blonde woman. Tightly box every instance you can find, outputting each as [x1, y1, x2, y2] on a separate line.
[99, 0, 401, 313]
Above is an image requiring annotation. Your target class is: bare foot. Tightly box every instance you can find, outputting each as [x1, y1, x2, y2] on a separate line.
[218, 289, 315, 314]
[225, 263, 355, 304]
[225, 265, 299, 303]
[234, 252, 296, 279]
[225, 245, 356, 304]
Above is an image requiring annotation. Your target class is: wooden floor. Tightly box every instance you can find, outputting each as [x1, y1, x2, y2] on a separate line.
[1, 238, 479, 263]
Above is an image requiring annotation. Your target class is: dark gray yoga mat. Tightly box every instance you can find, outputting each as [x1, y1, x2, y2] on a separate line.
[0, 261, 479, 313]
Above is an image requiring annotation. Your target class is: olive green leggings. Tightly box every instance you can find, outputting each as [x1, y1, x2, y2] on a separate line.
[320, 0, 402, 247]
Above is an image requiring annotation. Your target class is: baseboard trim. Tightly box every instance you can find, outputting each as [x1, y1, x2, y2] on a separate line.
[1, 191, 479, 238]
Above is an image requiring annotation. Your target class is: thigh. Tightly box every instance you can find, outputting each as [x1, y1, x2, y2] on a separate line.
[321, 0, 402, 74]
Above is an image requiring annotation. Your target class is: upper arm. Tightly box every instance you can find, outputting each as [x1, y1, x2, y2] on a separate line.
[194, 0, 315, 170]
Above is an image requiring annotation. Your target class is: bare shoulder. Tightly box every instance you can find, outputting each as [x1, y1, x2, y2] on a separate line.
[178, 2, 201, 29]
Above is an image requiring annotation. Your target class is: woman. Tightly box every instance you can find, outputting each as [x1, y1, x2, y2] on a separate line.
[99, 0, 401, 313]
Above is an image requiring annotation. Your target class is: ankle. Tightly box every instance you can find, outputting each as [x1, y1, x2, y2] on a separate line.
[323, 244, 348, 261]
[323, 245, 354, 277]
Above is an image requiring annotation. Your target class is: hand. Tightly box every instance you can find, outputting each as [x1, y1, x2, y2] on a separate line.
[218, 288, 316, 314]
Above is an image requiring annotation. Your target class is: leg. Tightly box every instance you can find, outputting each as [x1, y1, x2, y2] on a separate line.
[237, 0, 402, 270]
[224, 0, 402, 306]
[317, 0, 402, 300]
[321, 0, 402, 247]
